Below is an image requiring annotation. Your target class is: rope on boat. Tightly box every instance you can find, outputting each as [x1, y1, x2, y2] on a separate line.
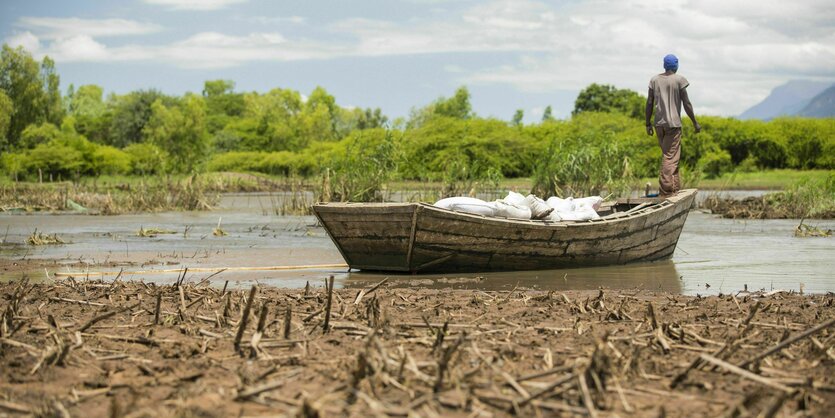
[52, 263, 350, 277]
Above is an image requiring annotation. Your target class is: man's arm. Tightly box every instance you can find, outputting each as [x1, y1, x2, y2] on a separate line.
[680, 88, 701, 133]
[645, 88, 654, 136]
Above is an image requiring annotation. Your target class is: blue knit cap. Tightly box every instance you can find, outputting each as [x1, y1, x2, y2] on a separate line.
[663, 54, 678, 71]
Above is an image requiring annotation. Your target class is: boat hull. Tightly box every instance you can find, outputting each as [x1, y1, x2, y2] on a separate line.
[313, 189, 696, 273]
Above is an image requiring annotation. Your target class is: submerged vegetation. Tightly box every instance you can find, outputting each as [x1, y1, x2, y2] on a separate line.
[26, 229, 64, 245]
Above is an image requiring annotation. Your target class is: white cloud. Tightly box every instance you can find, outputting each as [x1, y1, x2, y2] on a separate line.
[23, 31, 339, 68]
[43, 35, 153, 62]
[8, 0, 834, 115]
[5, 31, 41, 53]
[350, 0, 834, 115]
[160, 32, 316, 68]
[143, 0, 248, 11]
[49, 35, 110, 61]
[17, 17, 162, 39]
[242, 16, 306, 25]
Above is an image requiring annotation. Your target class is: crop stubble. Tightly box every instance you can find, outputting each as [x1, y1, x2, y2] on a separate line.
[0, 277, 833, 417]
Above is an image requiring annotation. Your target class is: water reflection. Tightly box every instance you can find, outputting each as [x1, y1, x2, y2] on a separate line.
[338, 261, 683, 292]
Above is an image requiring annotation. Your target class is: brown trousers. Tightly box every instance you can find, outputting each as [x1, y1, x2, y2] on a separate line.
[656, 126, 681, 195]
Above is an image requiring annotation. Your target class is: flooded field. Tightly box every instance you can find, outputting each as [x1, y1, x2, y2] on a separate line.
[1, 193, 833, 295]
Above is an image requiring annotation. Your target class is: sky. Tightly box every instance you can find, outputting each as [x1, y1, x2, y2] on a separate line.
[2, 0, 834, 122]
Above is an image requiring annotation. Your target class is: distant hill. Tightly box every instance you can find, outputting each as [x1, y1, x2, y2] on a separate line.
[739, 80, 832, 120]
[797, 85, 835, 117]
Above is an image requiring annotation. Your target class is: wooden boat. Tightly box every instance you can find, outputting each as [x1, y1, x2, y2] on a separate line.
[313, 189, 697, 273]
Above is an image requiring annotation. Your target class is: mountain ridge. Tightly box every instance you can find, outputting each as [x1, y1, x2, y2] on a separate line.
[739, 80, 832, 120]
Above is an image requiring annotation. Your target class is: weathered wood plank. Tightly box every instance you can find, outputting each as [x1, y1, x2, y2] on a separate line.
[567, 224, 657, 254]
[409, 247, 491, 272]
[324, 221, 412, 238]
[347, 253, 409, 270]
[418, 213, 555, 241]
[313, 203, 415, 214]
[414, 230, 567, 254]
[334, 237, 410, 253]
[319, 213, 414, 223]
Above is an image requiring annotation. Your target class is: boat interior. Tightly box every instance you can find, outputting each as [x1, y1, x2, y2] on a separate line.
[596, 197, 664, 218]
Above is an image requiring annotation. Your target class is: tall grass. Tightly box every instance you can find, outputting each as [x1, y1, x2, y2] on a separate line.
[0, 175, 219, 214]
[318, 130, 399, 202]
[531, 137, 636, 198]
[766, 174, 835, 218]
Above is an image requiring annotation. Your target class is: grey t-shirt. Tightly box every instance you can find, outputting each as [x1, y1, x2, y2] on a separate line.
[649, 73, 689, 128]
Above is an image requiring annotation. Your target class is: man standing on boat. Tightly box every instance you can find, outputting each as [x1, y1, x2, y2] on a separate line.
[645, 54, 700, 197]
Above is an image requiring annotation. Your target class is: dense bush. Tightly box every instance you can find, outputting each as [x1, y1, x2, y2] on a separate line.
[698, 149, 733, 179]
[124, 143, 167, 175]
[400, 117, 531, 180]
[90, 145, 131, 175]
[207, 150, 319, 177]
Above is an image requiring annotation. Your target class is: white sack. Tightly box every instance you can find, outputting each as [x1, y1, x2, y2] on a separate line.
[494, 200, 532, 219]
[434, 197, 497, 216]
[574, 196, 604, 211]
[558, 206, 600, 221]
[546, 211, 563, 221]
[434, 196, 486, 209]
[524, 194, 554, 220]
[546, 196, 575, 213]
[502, 191, 526, 207]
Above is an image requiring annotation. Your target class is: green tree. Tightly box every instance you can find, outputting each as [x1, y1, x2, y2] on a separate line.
[107, 89, 168, 148]
[0, 90, 11, 150]
[65, 84, 109, 143]
[40, 56, 63, 125]
[512, 109, 524, 126]
[356, 108, 388, 130]
[67, 84, 105, 116]
[203, 79, 235, 97]
[143, 94, 208, 172]
[203, 79, 245, 133]
[407, 86, 474, 129]
[19, 122, 60, 149]
[542, 105, 554, 122]
[303, 86, 338, 141]
[124, 143, 167, 175]
[238, 88, 305, 151]
[573, 83, 644, 119]
[0, 45, 63, 147]
[433, 86, 473, 119]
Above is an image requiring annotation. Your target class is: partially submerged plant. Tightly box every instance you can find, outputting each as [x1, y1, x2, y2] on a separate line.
[213, 217, 227, 236]
[795, 219, 832, 238]
[27, 229, 65, 246]
[137, 226, 177, 238]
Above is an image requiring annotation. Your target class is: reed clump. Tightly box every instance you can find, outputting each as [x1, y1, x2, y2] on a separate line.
[703, 174, 835, 219]
[137, 226, 177, 238]
[26, 229, 65, 245]
[0, 175, 219, 215]
[795, 219, 832, 237]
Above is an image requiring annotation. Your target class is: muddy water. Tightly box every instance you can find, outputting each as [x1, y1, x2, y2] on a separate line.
[1, 195, 833, 295]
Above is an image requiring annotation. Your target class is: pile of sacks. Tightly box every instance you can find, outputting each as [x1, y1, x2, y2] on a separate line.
[434, 191, 603, 221]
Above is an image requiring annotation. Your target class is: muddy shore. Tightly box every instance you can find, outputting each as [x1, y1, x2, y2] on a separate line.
[1, 278, 833, 417]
